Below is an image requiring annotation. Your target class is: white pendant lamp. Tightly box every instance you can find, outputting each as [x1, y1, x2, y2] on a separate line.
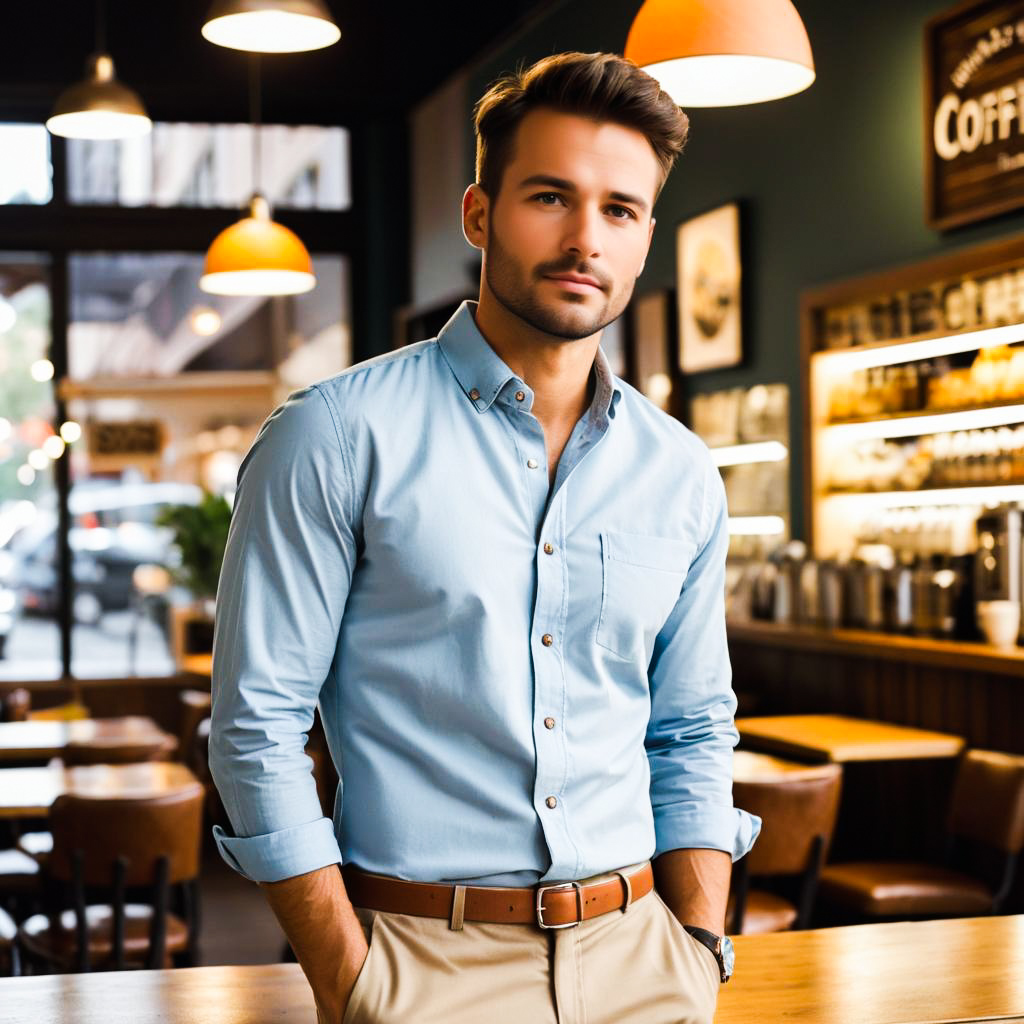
[202, 0, 340, 53]
[47, 1, 152, 140]
[200, 58, 316, 297]
[625, 0, 815, 108]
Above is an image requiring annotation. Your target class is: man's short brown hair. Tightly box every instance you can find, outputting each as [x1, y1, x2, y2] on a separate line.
[473, 51, 689, 204]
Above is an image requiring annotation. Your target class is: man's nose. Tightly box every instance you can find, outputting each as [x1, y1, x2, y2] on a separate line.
[562, 205, 602, 260]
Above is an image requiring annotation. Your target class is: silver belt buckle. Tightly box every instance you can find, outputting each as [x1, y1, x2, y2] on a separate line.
[535, 880, 584, 930]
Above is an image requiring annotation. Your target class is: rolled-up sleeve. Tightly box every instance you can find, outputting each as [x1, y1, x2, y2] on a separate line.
[209, 383, 356, 883]
[645, 457, 761, 862]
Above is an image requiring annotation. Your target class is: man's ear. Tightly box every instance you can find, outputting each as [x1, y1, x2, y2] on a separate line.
[637, 216, 656, 278]
[462, 184, 489, 250]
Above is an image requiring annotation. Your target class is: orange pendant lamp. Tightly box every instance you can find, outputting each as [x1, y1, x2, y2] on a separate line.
[625, 0, 815, 107]
[200, 57, 315, 297]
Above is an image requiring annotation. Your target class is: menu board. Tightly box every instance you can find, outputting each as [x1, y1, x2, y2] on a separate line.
[926, 0, 1024, 229]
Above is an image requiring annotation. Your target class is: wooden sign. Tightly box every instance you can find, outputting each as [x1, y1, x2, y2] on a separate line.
[926, 0, 1024, 229]
[87, 420, 165, 468]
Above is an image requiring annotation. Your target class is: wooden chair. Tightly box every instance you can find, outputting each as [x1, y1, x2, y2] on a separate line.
[61, 735, 178, 766]
[818, 749, 1024, 921]
[729, 762, 843, 934]
[18, 787, 204, 972]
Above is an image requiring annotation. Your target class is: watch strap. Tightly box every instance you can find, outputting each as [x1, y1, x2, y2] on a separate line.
[682, 924, 729, 983]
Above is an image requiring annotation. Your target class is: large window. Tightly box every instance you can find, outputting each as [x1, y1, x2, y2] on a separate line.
[0, 123, 352, 681]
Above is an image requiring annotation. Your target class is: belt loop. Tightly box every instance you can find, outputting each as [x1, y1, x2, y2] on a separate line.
[614, 870, 632, 914]
[449, 884, 467, 931]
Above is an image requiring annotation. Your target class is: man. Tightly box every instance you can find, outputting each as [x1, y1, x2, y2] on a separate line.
[210, 51, 760, 1024]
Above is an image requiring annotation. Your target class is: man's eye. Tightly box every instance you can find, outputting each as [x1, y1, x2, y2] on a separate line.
[533, 192, 564, 205]
[608, 205, 635, 220]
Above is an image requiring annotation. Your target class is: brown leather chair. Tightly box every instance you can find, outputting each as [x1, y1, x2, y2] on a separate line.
[729, 763, 843, 934]
[61, 735, 178, 766]
[18, 786, 204, 972]
[818, 749, 1024, 920]
[177, 690, 212, 776]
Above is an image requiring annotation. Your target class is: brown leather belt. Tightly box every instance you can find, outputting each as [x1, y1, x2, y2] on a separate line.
[341, 862, 654, 931]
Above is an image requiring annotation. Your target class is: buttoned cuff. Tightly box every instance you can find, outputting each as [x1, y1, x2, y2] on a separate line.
[212, 817, 342, 883]
[653, 803, 762, 862]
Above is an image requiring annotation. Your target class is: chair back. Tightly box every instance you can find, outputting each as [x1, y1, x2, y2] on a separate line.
[177, 690, 212, 774]
[49, 788, 204, 887]
[62, 736, 178, 766]
[735, 764, 843, 875]
[947, 749, 1024, 854]
[0, 688, 31, 722]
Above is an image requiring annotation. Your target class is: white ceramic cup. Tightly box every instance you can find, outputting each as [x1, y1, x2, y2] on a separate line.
[977, 600, 1021, 649]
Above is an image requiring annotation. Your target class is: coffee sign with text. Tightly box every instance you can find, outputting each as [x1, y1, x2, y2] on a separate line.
[927, 0, 1024, 229]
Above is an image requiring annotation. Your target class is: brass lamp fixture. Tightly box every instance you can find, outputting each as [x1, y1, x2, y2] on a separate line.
[201, 0, 340, 53]
[624, 0, 815, 108]
[47, 1, 151, 139]
[200, 58, 315, 296]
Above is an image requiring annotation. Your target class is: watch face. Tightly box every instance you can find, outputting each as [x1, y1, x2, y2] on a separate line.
[721, 935, 735, 979]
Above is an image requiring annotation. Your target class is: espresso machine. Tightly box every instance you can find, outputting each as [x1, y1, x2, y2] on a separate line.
[974, 504, 1023, 637]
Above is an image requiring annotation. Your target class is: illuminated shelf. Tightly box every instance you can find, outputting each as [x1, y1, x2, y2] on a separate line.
[822, 484, 1024, 507]
[711, 441, 788, 467]
[821, 403, 1024, 441]
[811, 321, 1024, 372]
[728, 515, 786, 535]
[825, 396, 1024, 428]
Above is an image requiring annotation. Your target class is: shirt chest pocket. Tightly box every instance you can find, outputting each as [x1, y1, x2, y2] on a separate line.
[596, 531, 695, 662]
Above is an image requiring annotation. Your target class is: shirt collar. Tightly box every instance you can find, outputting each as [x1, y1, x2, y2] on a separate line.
[437, 300, 623, 421]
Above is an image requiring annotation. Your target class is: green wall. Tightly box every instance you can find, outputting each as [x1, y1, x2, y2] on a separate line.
[460, 0, 1024, 540]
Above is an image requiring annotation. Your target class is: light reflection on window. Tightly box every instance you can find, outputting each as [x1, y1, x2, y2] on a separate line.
[0, 125, 52, 205]
[68, 123, 349, 210]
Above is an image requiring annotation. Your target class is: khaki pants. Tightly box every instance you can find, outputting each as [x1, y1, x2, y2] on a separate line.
[338, 866, 721, 1024]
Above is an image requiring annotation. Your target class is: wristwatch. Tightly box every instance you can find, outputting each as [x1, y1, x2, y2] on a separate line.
[682, 925, 734, 984]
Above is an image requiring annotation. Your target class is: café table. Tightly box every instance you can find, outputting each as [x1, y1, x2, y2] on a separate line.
[735, 713, 965, 763]
[1, 915, 1021, 1023]
[0, 762, 201, 819]
[736, 714, 966, 863]
[181, 653, 213, 679]
[0, 716, 175, 764]
[733, 748, 840, 782]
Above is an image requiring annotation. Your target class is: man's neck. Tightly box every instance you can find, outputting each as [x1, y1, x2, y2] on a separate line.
[472, 288, 599, 429]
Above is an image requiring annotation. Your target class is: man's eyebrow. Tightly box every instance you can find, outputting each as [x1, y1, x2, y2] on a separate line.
[517, 174, 649, 214]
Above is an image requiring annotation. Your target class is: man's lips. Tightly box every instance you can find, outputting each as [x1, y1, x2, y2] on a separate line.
[543, 273, 604, 293]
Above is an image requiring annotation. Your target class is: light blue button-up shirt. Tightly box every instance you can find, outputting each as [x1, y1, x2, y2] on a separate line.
[210, 300, 760, 886]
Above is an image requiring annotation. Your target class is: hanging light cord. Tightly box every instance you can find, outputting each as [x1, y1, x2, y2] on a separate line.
[95, 0, 106, 54]
[250, 55, 262, 198]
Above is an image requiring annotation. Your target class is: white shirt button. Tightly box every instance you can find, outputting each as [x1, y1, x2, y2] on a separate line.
[546, 796, 558, 809]
[527, 458, 539, 469]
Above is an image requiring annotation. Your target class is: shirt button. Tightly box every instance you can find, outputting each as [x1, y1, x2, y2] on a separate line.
[515, 390, 525, 402]
[546, 796, 558, 809]
[543, 543, 554, 555]
[527, 458, 539, 469]
[541, 633, 553, 647]
[469, 388, 480, 400]
[544, 717, 556, 729]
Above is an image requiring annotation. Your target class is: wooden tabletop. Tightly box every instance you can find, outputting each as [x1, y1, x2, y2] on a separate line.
[0, 716, 173, 763]
[719, 914, 1024, 1023]
[733, 749, 843, 782]
[0, 762, 201, 818]
[736, 714, 965, 763]
[1, 916, 1021, 1023]
[181, 653, 213, 678]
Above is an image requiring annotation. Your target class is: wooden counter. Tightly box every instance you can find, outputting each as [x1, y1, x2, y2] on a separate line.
[2, 915, 1022, 1023]
[727, 620, 1024, 757]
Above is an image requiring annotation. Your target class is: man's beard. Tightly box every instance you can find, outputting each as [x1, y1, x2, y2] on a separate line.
[484, 227, 633, 341]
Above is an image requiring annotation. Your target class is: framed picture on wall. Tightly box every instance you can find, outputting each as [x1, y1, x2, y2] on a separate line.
[676, 202, 742, 374]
